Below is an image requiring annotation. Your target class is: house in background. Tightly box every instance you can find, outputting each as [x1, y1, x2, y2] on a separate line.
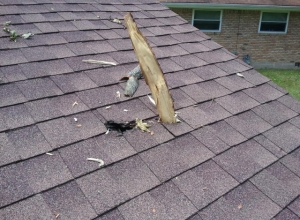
[160, 0, 300, 69]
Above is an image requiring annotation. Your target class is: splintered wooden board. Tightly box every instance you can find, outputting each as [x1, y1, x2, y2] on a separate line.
[124, 13, 176, 123]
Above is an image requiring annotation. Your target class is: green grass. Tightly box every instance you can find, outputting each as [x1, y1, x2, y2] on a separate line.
[257, 69, 300, 101]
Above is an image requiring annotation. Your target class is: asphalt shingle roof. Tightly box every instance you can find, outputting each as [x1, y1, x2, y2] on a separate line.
[0, 0, 300, 219]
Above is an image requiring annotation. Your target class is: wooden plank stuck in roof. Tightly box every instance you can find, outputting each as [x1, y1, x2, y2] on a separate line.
[124, 12, 176, 124]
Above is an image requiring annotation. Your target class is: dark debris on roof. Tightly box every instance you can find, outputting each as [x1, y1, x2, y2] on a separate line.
[0, 0, 300, 219]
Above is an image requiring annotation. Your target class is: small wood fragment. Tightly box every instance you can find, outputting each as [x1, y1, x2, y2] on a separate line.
[116, 91, 121, 98]
[237, 73, 244, 77]
[82, 59, 116, 66]
[87, 158, 105, 167]
[72, 101, 78, 107]
[76, 124, 82, 127]
[136, 118, 151, 133]
[147, 94, 156, 105]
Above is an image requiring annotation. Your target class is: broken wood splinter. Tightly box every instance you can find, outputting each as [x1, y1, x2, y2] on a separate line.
[87, 158, 105, 167]
[82, 59, 116, 66]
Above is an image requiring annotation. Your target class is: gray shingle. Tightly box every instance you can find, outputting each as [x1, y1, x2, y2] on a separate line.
[174, 160, 238, 209]
[140, 134, 214, 181]
[77, 155, 160, 215]
[0, 133, 20, 166]
[272, 209, 300, 220]
[251, 162, 300, 207]
[38, 117, 81, 148]
[0, 104, 34, 130]
[0, 164, 34, 207]
[214, 139, 277, 182]
[216, 91, 260, 114]
[7, 125, 52, 160]
[51, 72, 97, 93]
[42, 181, 97, 220]
[0, 83, 27, 107]
[119, 181, 197, 220]
[289, 197, 300, 218]
[0, 195, 54, 220]
[16, 77, 63, 100]
[199, 182, 280, 220]
[264, 122, 300, 153]
[124, 119, 174, 152]
[21, 153, 73, 193]
[281, 147, 300, 177]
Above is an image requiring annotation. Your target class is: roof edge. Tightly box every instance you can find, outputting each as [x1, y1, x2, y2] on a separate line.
[162, 3, 300, 11]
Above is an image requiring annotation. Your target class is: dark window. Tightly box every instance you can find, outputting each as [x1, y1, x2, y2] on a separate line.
[259, 12, 288, 33]
[193, 10, 222, 32]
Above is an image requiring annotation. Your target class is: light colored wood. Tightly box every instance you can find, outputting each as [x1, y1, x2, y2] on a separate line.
[124, 13, 176, 123]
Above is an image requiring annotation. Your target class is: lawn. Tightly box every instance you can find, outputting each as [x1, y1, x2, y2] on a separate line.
[257, 69, 300, 101]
